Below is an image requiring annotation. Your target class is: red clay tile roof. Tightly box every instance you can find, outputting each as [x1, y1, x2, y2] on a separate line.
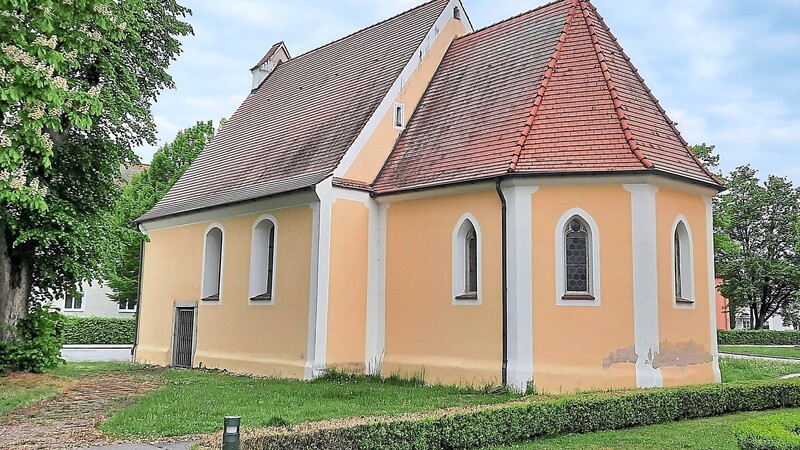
[372, 0, 722, 194]
[139, 0, 450, 222]
[250, 41, 289, 71]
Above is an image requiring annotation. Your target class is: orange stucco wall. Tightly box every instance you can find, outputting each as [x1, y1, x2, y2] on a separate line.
[326, 199, 369, 371]
[343, 17, 468, 183]
[530, 185, 637, 393]
[383, 189, 503, 386]
[655, 188, 715, 386]
[135, 205, 314, 378]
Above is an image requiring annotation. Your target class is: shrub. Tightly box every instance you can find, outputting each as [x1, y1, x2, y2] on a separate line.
[60, 316, 136, 345]
[719, 330, 800, 346]
[0, 304, 64, 373]
[736, 412, 800, 450]
[245, 380, 800, 450]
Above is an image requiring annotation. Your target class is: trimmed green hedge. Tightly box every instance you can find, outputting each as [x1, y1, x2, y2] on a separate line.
[245, 380, 800, 450]
[736, 412, 800, 449]
[719, 330, 800, 346]
[60, 316, 136, 345]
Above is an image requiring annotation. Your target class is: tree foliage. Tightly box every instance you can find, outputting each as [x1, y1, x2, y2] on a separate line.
[103, 120, 218, 305]
[0, 0, 192, 341]
[715, 165, 800, 329]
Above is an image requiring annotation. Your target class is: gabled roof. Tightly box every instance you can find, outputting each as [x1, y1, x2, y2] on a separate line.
[372, 0, 722, 194]
[139, 0, 450, 222]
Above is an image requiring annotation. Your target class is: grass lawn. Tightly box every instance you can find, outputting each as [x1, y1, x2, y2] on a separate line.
[720, 345, 800, 359]
[719, 356, 800, 382]
[99, 369, 519, 437]
[490, 408, 800, 449]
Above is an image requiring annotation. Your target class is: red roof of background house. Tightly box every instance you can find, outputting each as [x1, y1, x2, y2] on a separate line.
[139, 0, 450, 222]
[372, 0, 722, 194]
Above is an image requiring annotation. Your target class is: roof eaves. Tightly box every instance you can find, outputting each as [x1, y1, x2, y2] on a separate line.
[583, 0, 722, 186]
[508, 0, 578, 172]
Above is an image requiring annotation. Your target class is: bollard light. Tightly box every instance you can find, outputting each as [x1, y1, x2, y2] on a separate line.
[222, 416, 241, 450]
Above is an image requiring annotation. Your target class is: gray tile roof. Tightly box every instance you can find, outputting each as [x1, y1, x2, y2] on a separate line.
[139, 0, 449, 222]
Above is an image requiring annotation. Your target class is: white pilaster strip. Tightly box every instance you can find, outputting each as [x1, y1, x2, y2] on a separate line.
[365, 203, 389, 374]
[310, 179, 335, 377]
[624, 184, 663, 388]
[304, 200, 322, 379]
[502, 184, 537, 392]
[705, 196, 722, 383]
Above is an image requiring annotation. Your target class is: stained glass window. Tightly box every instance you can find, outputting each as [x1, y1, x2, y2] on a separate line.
[565, 219, 589, 293]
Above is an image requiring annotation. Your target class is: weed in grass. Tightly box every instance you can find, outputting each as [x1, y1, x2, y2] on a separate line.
[720, 358, 800, 383]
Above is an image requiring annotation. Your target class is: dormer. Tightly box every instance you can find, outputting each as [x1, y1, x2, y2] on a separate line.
[250, 41, 291, 92]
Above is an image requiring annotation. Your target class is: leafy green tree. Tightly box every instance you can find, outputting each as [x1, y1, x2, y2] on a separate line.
[691, 143, 721, 175]
[0, 0, 191, 342]
[715, 165, 800, 329]
[103, 120, 218, 305]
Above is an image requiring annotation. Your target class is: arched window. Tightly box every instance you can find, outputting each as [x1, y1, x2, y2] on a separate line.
[564, 218, 591, 297]
[249, 217, 277, 302]
[674, 220, 694, 304]
[556, 211, 599, 305]
[453, 215, 481, 303]
[202, 226, 223, 301]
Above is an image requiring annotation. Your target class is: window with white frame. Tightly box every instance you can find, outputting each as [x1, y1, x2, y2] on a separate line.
[674, 220, 694, 303]
[64, 292, 84, 311]
[556, 212, 600, 305]
[453, 217, 480, 302]
[249, 217, 277, 302]
[393, 103, 405, 129]
[202, 226, 223, 301]
[118, 298, 136, 312]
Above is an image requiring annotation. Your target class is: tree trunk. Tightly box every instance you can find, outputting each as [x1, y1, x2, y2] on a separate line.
[0, 222, 31, 343]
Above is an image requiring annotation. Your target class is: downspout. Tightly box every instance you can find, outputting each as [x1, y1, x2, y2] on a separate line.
[495, 179, 508, 386]
[131, 228, 145, 359]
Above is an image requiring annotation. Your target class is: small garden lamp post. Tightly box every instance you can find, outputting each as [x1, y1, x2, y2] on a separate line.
[223, 416, 241, 450]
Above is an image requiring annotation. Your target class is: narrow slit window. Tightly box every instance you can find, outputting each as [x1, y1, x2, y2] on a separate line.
[394, 103, 405, 129]
[564, 218, 591, 298]
[202, 227, 223, 301]
[465, 227, 478, 294]
[249, 218, 277, 302]
[674, 221, 694, 304]
[454, 218, 479, 302]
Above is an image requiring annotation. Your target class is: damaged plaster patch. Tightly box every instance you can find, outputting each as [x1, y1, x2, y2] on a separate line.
[651, 340, 712, 369]
[602, 345, 639, 370]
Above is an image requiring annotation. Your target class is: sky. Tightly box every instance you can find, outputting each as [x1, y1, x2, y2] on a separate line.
[139, 0, 800, 182]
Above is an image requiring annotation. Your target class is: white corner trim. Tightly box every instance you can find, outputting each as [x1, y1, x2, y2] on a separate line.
[333, 0, 470, 177]
[451, 212, 483, 305]
[671, 215, 696, 310]
[305, 200, 322, 380]
[200, 223, 225, 305]
[623, 184, 663, 388]
[705, 196, 722, 383]
[554, 208, 601, 307]
[365, 202, 389, 375]
[311, 179, 335, 377]
[501, 184, 537, 392]
[248, 214, 278, 305]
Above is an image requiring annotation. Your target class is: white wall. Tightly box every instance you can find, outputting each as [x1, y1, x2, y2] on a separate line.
[53, 281, 136, 318]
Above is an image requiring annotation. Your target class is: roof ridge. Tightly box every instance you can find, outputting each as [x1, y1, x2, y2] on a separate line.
[578, 0, 654, 170]
[584, 1, 723, 185]
[507, 0, 578, 173]
[458, 0, 568, 41]
[277, 0, 448, 70]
